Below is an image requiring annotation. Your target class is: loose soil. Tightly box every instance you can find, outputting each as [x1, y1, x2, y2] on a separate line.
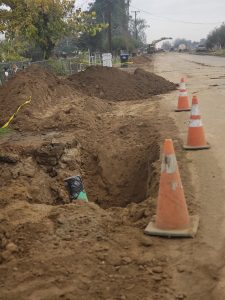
[0, 62, 191, 300]
[67, 65, 177, 101]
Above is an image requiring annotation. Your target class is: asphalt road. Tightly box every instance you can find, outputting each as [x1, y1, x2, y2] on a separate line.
[153, 53, 225, 300]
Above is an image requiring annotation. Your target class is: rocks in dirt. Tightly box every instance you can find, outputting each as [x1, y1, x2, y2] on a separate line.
[152, 274, 163, 282]
[121, 256, 132, 265]
[0, 154, 19, 164]
[130, 207, 146, 222]
[0, 242, 18, 263]
[62, 235, 72, 241]
[6, 242, 18, 253]
[61, 147, 81, 165]
[1, 250, 13, 261]
[177, 265, 186, 273]
[140, 237, 153, 247]
[152, 266, 163, 274]
[34, 143, 65, 166]
[0, 137, 83, 206]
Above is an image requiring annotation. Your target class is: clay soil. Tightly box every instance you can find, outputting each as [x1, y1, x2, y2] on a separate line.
[0, 62, 192, 300]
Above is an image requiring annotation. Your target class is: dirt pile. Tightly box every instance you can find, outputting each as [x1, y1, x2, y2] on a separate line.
[0, 65, 110, 132]
[67, 66, 177, 101]
[0, 61, 190, 299]
[0, 65, 161, 209]
[132, 55, 152, 64]
[0, 65, 74, 126]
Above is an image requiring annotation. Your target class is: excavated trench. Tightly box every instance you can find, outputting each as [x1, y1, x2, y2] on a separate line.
[0, 65, 167, 211]
[0, 126, 160, 210]
[82, 138, 160, 209]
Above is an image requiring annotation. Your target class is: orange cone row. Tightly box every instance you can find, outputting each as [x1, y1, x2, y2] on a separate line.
[145, 77, 211, 238]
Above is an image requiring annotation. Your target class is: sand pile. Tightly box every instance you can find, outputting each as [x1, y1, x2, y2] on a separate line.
[67, 66, 177, 101]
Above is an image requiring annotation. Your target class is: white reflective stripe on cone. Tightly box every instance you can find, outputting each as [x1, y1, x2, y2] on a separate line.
[189, 119, 203, 127]
[180, 82, 186, 90]
[180, 91, 188, 96]
[191, 104, 201, 116]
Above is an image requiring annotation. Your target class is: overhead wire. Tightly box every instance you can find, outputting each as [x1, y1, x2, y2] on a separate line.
[130, 4, 223, 25]
[77, 1, 223, 26]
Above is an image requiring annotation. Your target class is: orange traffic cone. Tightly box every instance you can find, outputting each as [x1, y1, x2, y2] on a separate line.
[183, 95, 210, 150]
[145, 139, 199, 237]
[175, 78, 191, 112]
[179, 77, 186, 90]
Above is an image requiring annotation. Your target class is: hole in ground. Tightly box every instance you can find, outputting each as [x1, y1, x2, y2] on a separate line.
[0, 126, 160, 209]
[82, 138, 160, 209]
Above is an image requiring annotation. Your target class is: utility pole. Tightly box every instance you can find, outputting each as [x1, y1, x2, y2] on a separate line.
[127, 0, 130, 17]
[131, 10, 140, 40]
[107, 0, 112, 53]
[126, 0, 130, 31]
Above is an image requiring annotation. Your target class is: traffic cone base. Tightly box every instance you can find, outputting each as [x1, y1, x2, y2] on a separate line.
[144, 215, 199, 238]
[183, 143, 210, 150]
[175, 108, 191, 112]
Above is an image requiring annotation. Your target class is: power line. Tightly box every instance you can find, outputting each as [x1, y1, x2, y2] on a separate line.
[130, 4, 223, 25]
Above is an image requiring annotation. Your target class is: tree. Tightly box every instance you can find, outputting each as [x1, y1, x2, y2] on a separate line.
[206, 24, 225, 49]
[0, 39, 26, 61]
[129, 17, 149, 45]
[0, 0, 106, 59]
[86, 0, 148, 52]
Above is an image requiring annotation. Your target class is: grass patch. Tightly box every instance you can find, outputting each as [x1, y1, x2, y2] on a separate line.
[0, 127, 11, 136]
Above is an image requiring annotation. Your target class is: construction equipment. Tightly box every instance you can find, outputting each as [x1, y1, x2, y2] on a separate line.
[147, 37, 172, 54]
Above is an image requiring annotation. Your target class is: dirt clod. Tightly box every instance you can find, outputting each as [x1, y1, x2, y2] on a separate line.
[5, 242, 18, 253]
[152, 266, 163, 273]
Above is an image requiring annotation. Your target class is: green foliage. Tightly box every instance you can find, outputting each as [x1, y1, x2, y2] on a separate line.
[0, 40, 27, 62]
[47, 58, 68, 76]
[206, 23, 225, 49]
[87, 0, 148, 53]
[0, 0, 107, 59]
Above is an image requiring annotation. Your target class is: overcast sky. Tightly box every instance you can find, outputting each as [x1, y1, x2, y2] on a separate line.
[76, 0, 225, 43]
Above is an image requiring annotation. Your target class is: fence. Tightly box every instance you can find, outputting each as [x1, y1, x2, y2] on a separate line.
[0, 52, 120, 85]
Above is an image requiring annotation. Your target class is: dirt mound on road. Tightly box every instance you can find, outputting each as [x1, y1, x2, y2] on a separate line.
[132, 55, 152, 64]
[67, 65, 176, 101]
